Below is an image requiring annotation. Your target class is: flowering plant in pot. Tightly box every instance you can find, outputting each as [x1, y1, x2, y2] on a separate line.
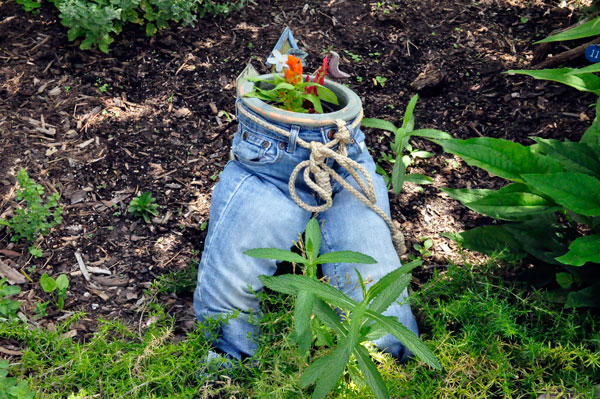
[243, 51, 339, 114]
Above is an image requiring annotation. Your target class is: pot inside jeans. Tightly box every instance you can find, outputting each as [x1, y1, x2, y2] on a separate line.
[238, 73, 362, 127]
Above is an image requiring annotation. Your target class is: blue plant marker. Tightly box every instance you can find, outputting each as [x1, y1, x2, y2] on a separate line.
[585, 45, 600, 63]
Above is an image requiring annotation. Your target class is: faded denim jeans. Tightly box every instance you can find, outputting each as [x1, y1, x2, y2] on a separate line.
[193, 99, 419, 362]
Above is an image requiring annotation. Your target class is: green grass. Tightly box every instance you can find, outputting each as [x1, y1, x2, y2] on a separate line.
[1, 260, 599, 398]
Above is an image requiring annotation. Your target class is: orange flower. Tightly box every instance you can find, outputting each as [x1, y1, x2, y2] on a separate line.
[284, 55, 303, 85]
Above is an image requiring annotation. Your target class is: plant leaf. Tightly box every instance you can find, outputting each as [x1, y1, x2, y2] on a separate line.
[315, 251, 377, 265]
[310, 328, 357, 399]
[261, 274, 358, 310]
[536, 16, 600, 43]
[305, 218, 321, 262]
[313, 298, 347, 336]
[401, 94, 418, 134]
[432, 137, 564, 182]
[463, 191, 561, 221]
[40, 273, 56, 293]
[392, 154, 407, 195]
[244, 248, 307, 264]
[521, 173, 600, 216]
[555, 235, 600, 266]
[295, 291, 315, 356]
[447, 225, 527, 261]
[367, 260, 422, 306]
[365, 311, 441, 370]
[316, 86, 339, 105]
[507, 68, 600, 94]
[534, 137, 600, 178]
[303, 93, 324, 114]
[56, 274, 69, 291]
[582, 99, 600, 159]
[368, 274, 411, 315]
[354, 344, 389, 399]
[565, 283, 600, 308]
[404, 174, 433, 185]
[556, 272, 573, 289]
[410, 128, 453, 140]
[361, 118, 398, 133]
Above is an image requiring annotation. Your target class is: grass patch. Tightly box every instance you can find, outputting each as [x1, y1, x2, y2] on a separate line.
[1, 261, 599, 398]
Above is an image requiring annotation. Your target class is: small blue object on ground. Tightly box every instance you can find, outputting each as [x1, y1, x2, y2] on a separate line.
[585, 45, 600, 63]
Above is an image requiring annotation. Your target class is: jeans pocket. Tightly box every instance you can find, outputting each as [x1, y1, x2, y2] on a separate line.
[232, 126, 282, 166]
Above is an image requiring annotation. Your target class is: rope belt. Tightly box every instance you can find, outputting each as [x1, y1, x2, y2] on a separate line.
[236, 104, 406, 256]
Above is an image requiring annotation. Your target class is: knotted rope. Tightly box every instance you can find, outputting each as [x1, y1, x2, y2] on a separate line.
[237, 104, 406, 255]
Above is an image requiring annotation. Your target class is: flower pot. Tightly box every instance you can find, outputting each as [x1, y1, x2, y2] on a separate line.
[238, 73, 363, 126]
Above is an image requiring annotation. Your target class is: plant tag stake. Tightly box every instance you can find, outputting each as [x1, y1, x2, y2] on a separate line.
[236, 61, 259, 96]
[266, 26, 307, 72]
[585, 45, 600, 63]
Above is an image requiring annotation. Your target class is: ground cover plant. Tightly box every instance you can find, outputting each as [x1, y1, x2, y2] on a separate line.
[2, 0, 600, 397]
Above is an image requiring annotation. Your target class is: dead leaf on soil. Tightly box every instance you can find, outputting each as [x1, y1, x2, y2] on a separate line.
[0, 259, 26, 284]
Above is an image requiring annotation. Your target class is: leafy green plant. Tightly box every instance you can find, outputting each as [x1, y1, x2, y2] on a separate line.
[40, 273, 69, 312]
[374, 76, 387, 87]
[245, 218, 440, 399]
[14, 0, 40, 12]
[0, 360, 35, 399]
[426, 107, 600, 307]
[17, 0, 245, 53]
[0, 169, 62, 256]
[0, 279, 21, 320]
[414, 237, 433, 258]
[128, 191, 159, 223]
[362, 95, 451, 194]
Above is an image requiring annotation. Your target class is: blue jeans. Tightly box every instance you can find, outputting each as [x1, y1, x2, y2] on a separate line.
[193, 101, 419, 361]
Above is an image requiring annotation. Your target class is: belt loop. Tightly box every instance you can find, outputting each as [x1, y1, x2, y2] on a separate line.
[288, 125, 300, 153]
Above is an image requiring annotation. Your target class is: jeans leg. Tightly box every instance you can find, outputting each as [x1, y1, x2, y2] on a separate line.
[193, 161, 311, 359]
[317, 150, 418, 362]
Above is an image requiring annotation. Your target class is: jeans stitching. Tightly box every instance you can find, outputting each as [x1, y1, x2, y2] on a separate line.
[196, 171, 255, 305]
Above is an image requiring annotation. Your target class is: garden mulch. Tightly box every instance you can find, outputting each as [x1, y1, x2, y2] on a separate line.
[0, 0, 595, 345]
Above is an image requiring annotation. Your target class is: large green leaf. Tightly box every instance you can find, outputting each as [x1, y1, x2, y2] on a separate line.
[442, 187, 496, 204]
[401, 94, 419, 135]
[261, 274, 358, 310]
[534, 138, 600, 177]
[463, 191, 560, 220]
[522, 173, 600, 216]
[507, 69, 600, 94]
[432, 137, 563, 182]
[582, 98, 600, 159]
[315, 251, 377, 265]
[295, 291, 315, 356]
[303, 94, 324, 114]
[366, 260, 422, 304]
[503, 216, 568, 265]
[354, 345, 389, 399]
[244, 248, 307, 264]
[536, 16, 600, 43]
[565, 283, 600, 308]
[448, 225, 527, 261]
[305, 218, 321, 263]
[365, 312, 441, 370]
[556, 235, 600, 266]
[361, 118, 398, 133]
